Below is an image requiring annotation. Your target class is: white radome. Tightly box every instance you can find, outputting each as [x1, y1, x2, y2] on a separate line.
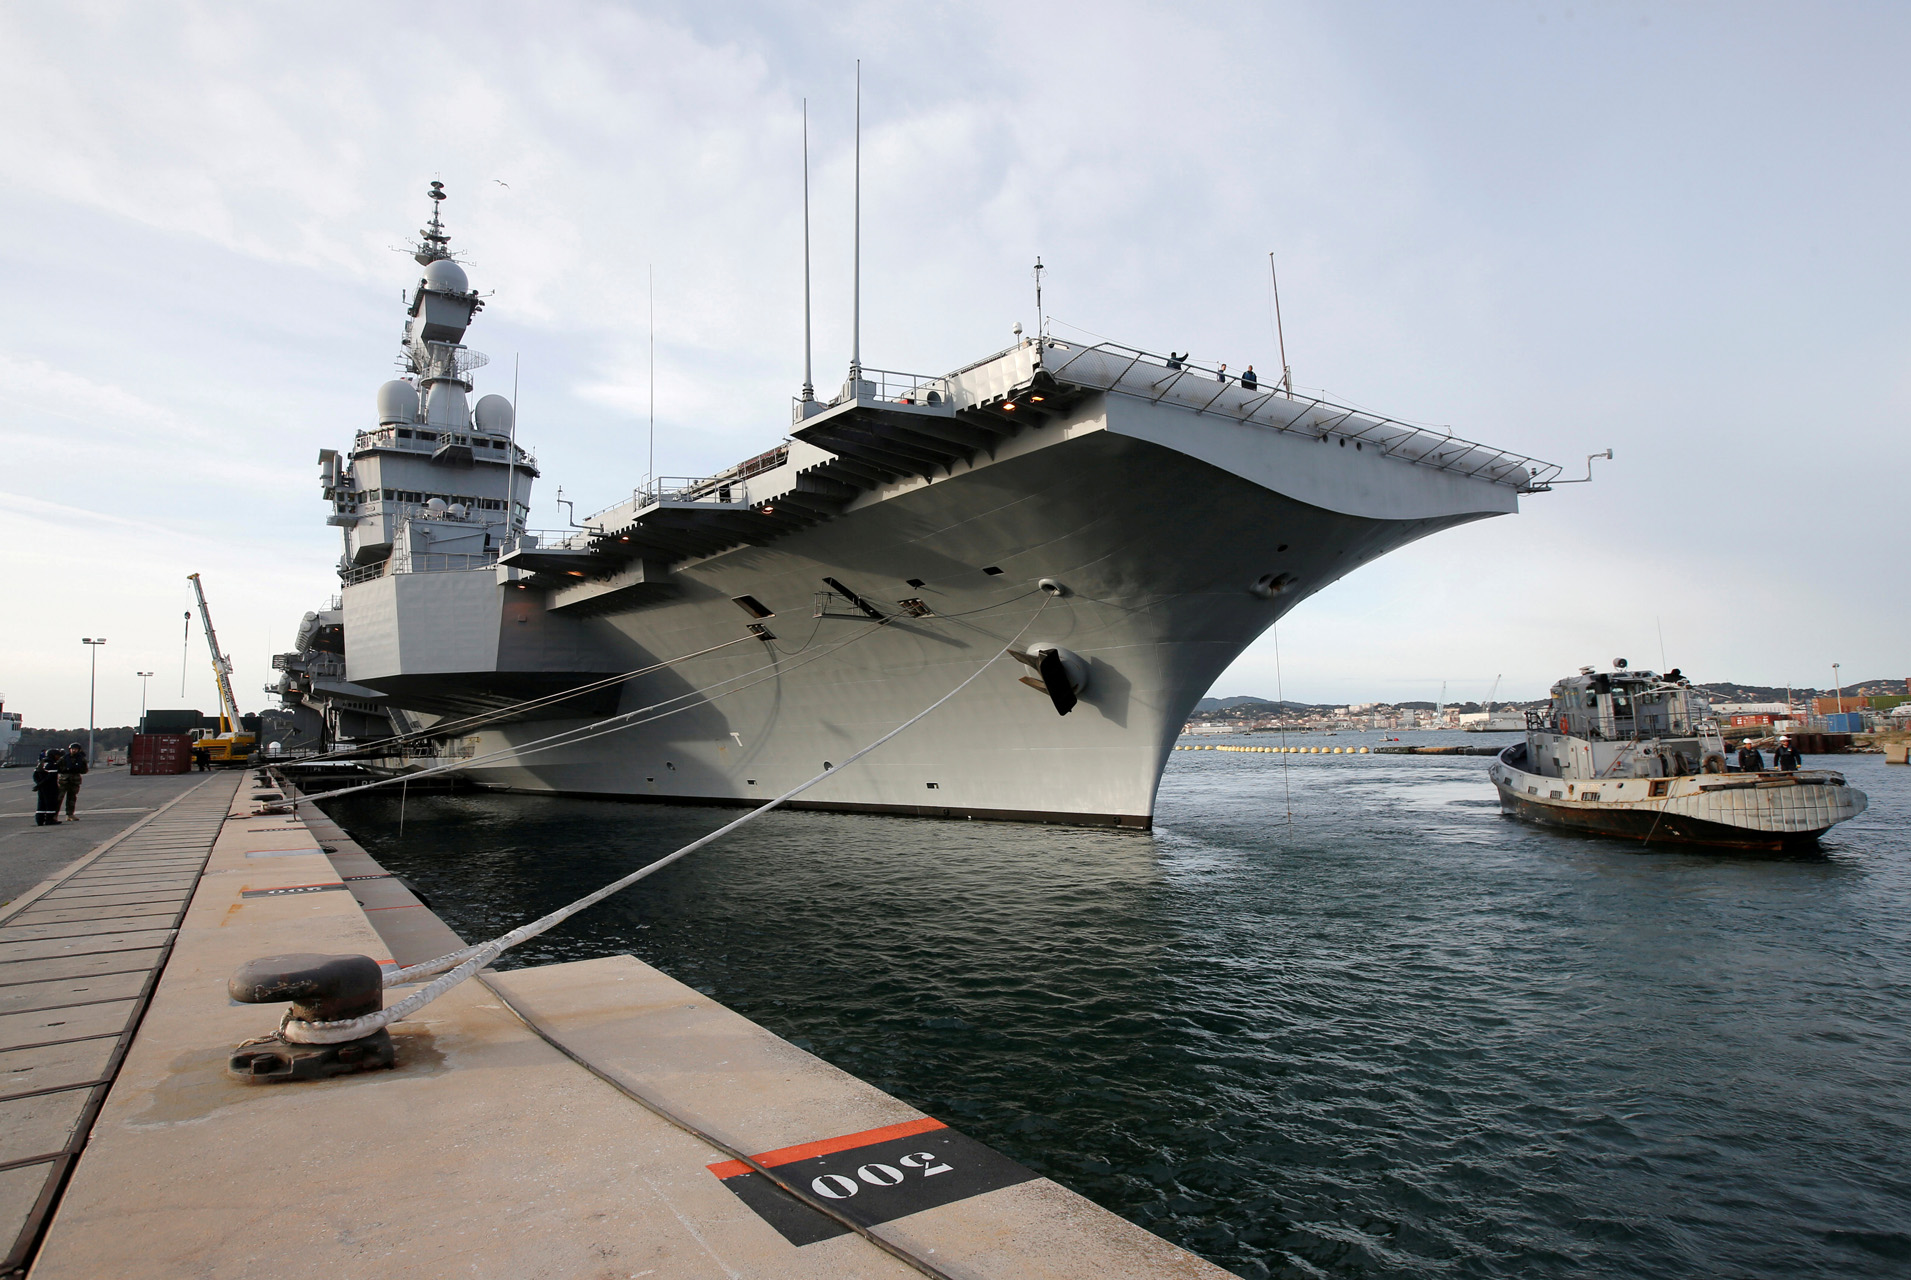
[421, 258, 469, 294]
[473, 393, 514, 436]
[375, 379, 420, 425]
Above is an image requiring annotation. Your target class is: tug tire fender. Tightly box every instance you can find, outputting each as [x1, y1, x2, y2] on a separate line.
[1700, 752, 1726, 775]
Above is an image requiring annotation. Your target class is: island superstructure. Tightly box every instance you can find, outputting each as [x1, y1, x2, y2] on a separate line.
[277, 185, 1563, 827]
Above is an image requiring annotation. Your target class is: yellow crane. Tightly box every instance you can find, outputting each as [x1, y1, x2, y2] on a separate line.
[187, 572, 255, 765]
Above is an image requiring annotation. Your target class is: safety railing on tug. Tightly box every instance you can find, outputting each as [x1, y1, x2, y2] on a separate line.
[1525, 704, 1721, 741]
[1037, 339, 1562, 491]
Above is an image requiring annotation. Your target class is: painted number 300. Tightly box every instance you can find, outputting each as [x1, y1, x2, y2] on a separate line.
[811, 1152, 953, 1199]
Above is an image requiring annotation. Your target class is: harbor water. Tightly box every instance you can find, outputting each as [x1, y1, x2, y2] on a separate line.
[322, 732, 1910, 1278]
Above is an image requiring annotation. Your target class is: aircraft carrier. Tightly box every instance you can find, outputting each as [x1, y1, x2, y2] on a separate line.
[275, 186, 1560, 827]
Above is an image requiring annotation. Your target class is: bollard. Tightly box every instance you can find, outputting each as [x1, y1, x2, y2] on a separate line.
[227, 953, 395, 1083]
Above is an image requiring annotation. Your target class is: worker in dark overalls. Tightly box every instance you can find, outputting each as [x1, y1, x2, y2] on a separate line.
[32, 750, 64, 825]
[1772, 737, 1802, 771]
[56, 743, 88, 820]
[1735, 741, 1765, 773]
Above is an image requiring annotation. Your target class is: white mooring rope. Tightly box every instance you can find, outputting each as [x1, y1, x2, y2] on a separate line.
[294, 635, 756, 767]
[282, 611, 903, 810]
[276, 599, 1052, 1045]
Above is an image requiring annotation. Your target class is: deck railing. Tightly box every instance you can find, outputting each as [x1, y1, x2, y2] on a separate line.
[1037, 339, 1561, 491]
[340, 551, 496, 586]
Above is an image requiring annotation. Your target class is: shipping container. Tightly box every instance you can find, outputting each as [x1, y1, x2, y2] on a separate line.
[1822, 712, 1865, 734]
[1811, 696, 1868, 715]
[1729, 714, 1776, 727]
[129, 733, 192, 776]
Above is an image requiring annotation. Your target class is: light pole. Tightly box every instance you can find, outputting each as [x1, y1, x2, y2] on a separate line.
[136, 671, 154, 728]
[1832, 663, 1843, 722]
[81, 638, 107, 763]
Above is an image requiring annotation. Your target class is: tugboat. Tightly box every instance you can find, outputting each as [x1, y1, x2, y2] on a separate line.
[1488, 661, 1869, 852]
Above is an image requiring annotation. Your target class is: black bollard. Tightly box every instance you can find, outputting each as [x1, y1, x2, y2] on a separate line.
[227, 953, 396, 1083]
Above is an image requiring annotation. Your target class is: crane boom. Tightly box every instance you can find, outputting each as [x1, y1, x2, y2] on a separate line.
[1485, 674, 1502, 714]
[187, 573, 242, 735]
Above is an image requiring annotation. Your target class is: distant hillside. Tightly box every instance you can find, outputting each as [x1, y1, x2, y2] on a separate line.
[11, 726, 136, 760]
[1192, 697, 1327, 714]
[1694, 677, 1904, 703]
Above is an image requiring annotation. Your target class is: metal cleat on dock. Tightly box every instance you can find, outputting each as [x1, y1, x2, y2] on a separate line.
[227, 953, 396, 1082]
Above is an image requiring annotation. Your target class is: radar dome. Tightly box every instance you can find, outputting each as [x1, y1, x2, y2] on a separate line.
[473, 393, 514, 436]
[447, 503, 468, 519]
[426, 497, 448, 514]
[421, 258, 469, 294]
[375, 379, 421, 425]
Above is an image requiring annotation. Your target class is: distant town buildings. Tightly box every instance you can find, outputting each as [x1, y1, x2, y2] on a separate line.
[1183, 679, 1911, 738]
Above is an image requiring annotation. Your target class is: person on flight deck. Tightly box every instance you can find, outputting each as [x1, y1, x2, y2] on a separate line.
[56, 743, 88, 820]
[1241, 365, 1259, 390]
[1735, 741, 1765, 773]
[1773, 737, 1802, 771]
[32, 751, 63, 825]
[1166, 352, 1184, 370]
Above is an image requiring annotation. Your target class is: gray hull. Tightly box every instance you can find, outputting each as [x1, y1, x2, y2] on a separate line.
[344, 373, 1524, 827]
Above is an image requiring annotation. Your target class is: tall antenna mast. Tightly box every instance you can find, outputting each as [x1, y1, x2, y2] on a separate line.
[505, 354, 520, 536]
[850, 60, 862, 387]
[801, 97, 815, 405]
[1033, 256, 1045, 339]
[1268, 252, 1292, 396]
[416, 180, 451, 264]
[648, 265, 656, 495]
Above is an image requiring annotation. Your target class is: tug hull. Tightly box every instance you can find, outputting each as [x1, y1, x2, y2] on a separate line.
[1490, 746, 1868, 853]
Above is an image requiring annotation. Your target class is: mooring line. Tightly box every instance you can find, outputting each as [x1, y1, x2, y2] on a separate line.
[284, 586, 1046, 810]
[282, 615, 898, 808]
[272, 597, 1053, 1042]
[294, 635, 757, 765]
[478, 974, 961, 1280]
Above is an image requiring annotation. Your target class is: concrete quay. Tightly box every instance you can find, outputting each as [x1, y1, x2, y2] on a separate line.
[12, 771, 1228, 1278]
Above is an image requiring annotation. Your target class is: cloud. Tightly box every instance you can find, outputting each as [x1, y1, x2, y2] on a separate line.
[2, 0, 1906, 726]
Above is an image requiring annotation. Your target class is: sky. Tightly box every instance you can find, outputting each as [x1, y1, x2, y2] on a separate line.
[3, 0, 1906, 728]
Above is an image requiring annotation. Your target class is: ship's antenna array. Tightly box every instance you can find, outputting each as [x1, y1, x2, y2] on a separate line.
[506, 354, 520, 535]
[648, 265, 656, 496]
[849, 59, 862, 388]
[1268, 252, 1292, 396]
[800, 98, 815, 406]
[1033, 256, 1045, 339]
[416, 180, 451, 264]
